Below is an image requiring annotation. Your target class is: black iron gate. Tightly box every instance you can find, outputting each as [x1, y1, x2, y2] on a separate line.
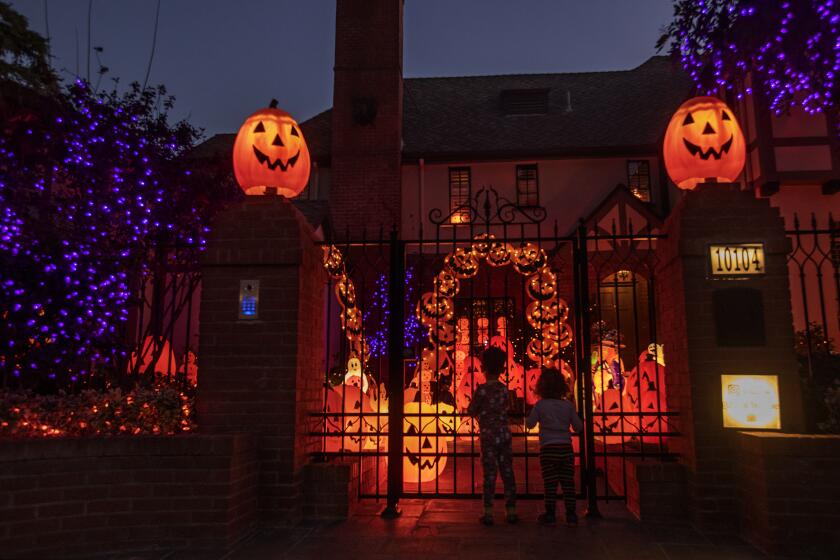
[314, 187, 678, 511]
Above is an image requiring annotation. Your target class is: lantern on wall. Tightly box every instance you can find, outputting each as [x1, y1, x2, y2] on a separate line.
[232, 100, 311, 197]
[663, 96, 746, 189]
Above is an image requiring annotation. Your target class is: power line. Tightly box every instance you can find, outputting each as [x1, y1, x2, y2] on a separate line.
[142, 0, 162, 91]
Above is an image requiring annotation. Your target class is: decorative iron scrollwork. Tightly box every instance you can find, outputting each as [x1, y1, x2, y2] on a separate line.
[428, 186, 547, 226]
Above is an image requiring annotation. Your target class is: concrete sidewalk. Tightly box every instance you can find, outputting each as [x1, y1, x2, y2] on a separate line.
[224, 500, 768, 560]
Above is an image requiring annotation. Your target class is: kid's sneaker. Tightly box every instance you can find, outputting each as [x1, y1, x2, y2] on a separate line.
[537, 512, 556, 525]
[566, 512, 579, 526]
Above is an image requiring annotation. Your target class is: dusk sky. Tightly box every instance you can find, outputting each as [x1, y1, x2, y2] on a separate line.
[12, 1, 676, 138]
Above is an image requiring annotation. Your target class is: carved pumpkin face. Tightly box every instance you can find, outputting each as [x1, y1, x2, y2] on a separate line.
[433, 269, 460, 298]
[403, 402, 450, 483]
[429, 320, 456, 349]
[526, 337, 560, 365]
[322, 246, 345, 279]
[527, 268, 557, 301]
[417, 293, 454, 324]
[335, 276, 356, 308]
[446, 247, 479, 279]
[455, 356, 485, 410]
[323, 385, 366, 452]
[593, 388, 636, 445]
[340, 307, 363, 339]
[233, 105, 311, 197]
[526, 298, 568, 328]
[471, 233, 495, 258]
[542, 322, 572, 348]
[486, 240, 513, 267]
[663, 96, 746, 189]
[513, 243, 547, 275]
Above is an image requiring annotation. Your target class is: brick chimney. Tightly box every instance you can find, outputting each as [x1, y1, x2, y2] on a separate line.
[330, 0, 404, 239]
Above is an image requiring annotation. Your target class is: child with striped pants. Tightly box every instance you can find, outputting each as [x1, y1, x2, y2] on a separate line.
[526, 367, 583, 526]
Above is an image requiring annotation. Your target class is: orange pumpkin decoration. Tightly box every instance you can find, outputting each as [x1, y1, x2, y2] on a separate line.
[663, 96, 746, 190]
[232, 100, 311, 197]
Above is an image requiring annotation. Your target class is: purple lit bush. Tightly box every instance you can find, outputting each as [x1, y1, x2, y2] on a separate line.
[0, 81, 228, 391]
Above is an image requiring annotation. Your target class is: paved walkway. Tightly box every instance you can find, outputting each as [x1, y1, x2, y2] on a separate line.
[223, 500, 768, 560]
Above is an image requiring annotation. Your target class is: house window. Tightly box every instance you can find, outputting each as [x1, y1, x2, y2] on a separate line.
[449, 167, 471, 224]
[627, 160, 651, 202]
[516, 164, 539, 207]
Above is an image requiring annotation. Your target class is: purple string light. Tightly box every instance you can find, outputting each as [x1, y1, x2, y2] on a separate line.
[0, 81, 210, 386]
[667, 0, 839, 119]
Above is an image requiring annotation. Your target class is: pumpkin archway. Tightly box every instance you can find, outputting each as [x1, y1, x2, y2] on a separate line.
[416, 234, 573, 412]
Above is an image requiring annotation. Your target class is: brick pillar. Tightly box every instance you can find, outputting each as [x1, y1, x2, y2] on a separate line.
[655, 183, 805, 534]
[197, 197, 325, 524]
[330, 0, 403, 237]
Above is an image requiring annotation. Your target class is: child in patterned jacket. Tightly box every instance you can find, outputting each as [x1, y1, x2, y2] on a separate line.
[467, 346, 517, 526]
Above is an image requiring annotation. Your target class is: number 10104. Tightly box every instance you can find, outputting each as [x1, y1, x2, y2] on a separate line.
[709, 243, 765, 276]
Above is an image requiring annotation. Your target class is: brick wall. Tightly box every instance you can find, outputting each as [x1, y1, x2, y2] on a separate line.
[302, 456, 387, 522]
[624, 459, 689, 525]
[0, 435, 257, 559]
[655, 183, 805, 533]
[198, 196, 326, 524]
[735, 432, 840, 558]
[330, 0, 403, 237]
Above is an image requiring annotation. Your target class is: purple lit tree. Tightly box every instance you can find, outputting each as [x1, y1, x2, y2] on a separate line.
[659, 1, 840, 120]
[0, 10, 233, 390]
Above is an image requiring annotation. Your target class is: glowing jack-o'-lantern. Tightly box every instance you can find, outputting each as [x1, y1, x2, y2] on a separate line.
[527, 268, 557, 301]
[322, 246, 345, 278]
[663, 96, 746, 190]
[512, 243, 547, 275]
[526, 298, 568, 329]
[593, 388, 637, 445]
[417, 293, 454, 323]
[232, 101, 311, 197]
[445, 247, 479, 279]
[486, 240, 513, 267]
[335, 276, 356, 308]
[433, 269, 460, 298]
[323, 385, 367, 453]
[403, 402, 452, 483]
[455, 356, 486, 411]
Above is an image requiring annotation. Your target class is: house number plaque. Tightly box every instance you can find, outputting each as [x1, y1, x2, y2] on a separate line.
[708, 243, 765, 277]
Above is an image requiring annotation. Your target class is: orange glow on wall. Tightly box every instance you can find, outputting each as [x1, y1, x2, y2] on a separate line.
[232, 101, 311, 197]
[721, 374, 781, 430]
[663, 96, 746, 189]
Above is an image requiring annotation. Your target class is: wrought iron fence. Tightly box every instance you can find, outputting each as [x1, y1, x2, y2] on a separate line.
[786, 213, 840, 377]
[312, 187, 678, 510]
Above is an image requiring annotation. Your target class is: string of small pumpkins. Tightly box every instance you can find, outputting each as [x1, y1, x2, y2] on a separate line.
[322, 245, 370, 372]
[416, 233, 573, 386]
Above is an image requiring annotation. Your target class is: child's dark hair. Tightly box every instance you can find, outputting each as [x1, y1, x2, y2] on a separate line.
[535, 367, 569, 399]
[481, 346, 507, 378]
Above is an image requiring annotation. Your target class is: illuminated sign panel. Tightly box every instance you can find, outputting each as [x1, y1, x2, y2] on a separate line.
[721, 374, 781, 429]
[709, 243, 765, 277]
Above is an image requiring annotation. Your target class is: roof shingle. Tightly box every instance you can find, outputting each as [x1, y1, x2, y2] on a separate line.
[193, 56, 693, 162]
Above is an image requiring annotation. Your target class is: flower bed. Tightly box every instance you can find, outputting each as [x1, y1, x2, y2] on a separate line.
[0, 383, 195, 438]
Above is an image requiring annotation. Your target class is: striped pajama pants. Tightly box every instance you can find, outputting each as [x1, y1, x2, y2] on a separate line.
[539, 443, 576, 515]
